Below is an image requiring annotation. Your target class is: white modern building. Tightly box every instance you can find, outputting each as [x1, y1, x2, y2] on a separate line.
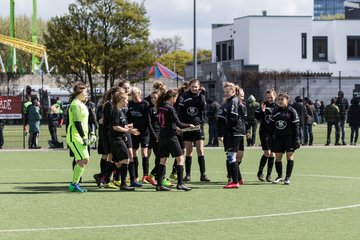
[212, 15, 360, 76]
[208, 15, 360, 101]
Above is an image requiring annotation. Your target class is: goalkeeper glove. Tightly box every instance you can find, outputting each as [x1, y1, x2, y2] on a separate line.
[89, 132, 97, 145]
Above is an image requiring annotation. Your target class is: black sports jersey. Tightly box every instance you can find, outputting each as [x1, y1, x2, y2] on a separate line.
[150, 107, 160, 136]
[217, 95, 247, 137]
[144, 95, 155, 108]
[158, 102, 189, 138]
[102, 101, 112, 130]
[270, 105, 300, 137]
[96, 104, 103, 125]
[127, 99, 157, 140]
[255, 101, 277, 133]
[178, 91, 206, 126]
[109, 107, 127, 140]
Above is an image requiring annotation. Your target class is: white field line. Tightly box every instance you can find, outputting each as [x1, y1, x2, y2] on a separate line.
[0, 204, 359, 233]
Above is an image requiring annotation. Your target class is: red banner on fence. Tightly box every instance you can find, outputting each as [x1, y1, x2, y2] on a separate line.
[0, 96, 22, 119]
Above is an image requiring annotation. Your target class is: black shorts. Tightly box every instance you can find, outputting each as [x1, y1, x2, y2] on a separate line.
[177, 133, 185, 149]
[148, 133, 159, 150]
[101, 128, 111, 154]
[259, 131, 273, 151]
[159, 136, 183, 158]
[131, 132, 150, 149]
[124, 132, 132, 149]
[182, 126, 205, 142]
[111, 139, 129, 162]
[272, 135, 296, 153]
[223, 135, 244, 152]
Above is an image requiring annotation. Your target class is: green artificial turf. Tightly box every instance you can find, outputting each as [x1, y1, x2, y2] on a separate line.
[0, 147, 359, 240]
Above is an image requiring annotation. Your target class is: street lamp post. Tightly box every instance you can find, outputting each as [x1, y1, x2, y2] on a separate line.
[193, 0, 197, 79]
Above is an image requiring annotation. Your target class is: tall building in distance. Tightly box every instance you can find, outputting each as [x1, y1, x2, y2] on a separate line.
[314, 0, 360, 20]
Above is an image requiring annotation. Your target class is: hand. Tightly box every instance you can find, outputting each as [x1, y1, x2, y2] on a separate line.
[126, 123, 134, 128]
[189, 124, 196, 128]
[294, 139, 301, 149]
[82, 138, 91, 146]
[261, 102, 266, 112]
[129, 128, 140, 136]
[89, 133, 97, 145]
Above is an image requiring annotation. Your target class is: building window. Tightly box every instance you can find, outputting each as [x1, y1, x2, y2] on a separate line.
[348, 36, 360, 59]
[313, 36, 328, 61]
[301, 33, 307, 59]
[215, 40, 234, 62]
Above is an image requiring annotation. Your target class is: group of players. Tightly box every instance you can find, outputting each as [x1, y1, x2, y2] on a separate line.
[66, 79, 300, 192]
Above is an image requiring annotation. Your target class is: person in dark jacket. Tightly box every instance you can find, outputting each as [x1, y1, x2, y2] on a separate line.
[205, 98, 220, 147]
[246, 95, 260, 147]
[155, 89, 195, 191]
[335, 90, 349, 145]
[217, 82, 246, 189]
[47, 98, 63, 148]
[0, 119, 5, 149]
[271, 93, 300, 185]
[347, 97, 360, 145]
[324, 97, 340, 146]
[178, 79, 210, 182]
[254, 89, 277, 182]
[303, 97, 315, 146]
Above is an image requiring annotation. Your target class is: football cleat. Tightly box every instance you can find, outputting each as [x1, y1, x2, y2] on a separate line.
[239, 179, 245, 185]
[223, 181, 240, 189]
[200, 174, 211, 182]
[104, 182, 118, 189]
[144, 175, 157, 186]
[284, 177, 291, 185]
[93, 174, 102, 188]
[142, 176, 149, 184]
[176, 184, 192, 191]
[257, 173, 266, 182]
[162, 178, 174, 188]
[130, 181, 143, 188]
[169, 173, 178, 180]
[120, 185, 135, 191]
[183, 175, 191, 182]
[272, 177, 283, 184]
[156, 185, 171, 191]
[69, 183, 87, 193]
[113, 180, 121, 187]
[266, 175, 272, 182]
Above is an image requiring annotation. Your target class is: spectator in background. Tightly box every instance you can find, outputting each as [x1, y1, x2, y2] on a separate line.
[335, 90, 349, 145]
[0, 119, 4, 149]
[205, 98, 220, 147]
[347, 97, 360, 145]
[324, 97, 340, 146]
[56, 97, 64, 127]
[28, 97, 41, 149]
[245, 95, 260, 147]
[291, 96, 307, 144]
[320, 101, 325, 123]
[23, 95, 32, 135]
[314, 99, 321, 124]
[304, 97, 315, 146]
[47, 98, 63, 148]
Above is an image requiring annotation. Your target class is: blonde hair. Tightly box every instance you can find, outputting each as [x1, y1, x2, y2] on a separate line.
[112, 91, 128, 107]
[130, 87, 142, 97]
[266, 88, 277, 98]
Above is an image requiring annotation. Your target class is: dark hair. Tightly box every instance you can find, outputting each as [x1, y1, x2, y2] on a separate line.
[69, 83, 87, 102]
[331, 97, 336, 104]
[189, 79, 200, 87]
[177, 81, 189, 96]
[156, 89, 178, 107]
[103, 86, 121, 106]
[118, 80, 130, 88]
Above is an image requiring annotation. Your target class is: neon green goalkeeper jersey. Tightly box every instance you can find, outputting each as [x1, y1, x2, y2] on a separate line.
[66, 98, 89, 143]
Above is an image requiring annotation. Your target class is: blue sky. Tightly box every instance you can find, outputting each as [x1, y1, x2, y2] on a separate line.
[0, 0, 312, 50]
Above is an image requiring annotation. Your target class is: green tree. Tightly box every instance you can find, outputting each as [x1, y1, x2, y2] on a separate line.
[44, 0, 153, 100]
[157, 50, 192, 77]
[197, 49, 212, 63]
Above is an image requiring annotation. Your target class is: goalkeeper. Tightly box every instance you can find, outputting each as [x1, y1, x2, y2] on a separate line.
[66, 83, 97, 193]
